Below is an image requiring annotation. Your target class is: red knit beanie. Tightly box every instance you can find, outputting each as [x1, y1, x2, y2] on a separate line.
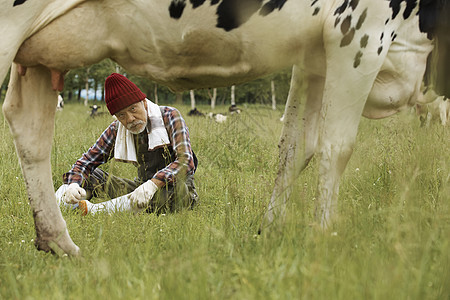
[104, 73, 146, 115]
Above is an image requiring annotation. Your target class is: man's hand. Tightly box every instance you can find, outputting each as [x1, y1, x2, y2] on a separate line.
[129, 180, 159, 208]
[62, 183, 87, 204]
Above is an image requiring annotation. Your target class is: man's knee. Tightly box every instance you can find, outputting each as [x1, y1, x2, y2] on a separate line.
[147, 178, 198, 214]
[83, 168, 137, 200]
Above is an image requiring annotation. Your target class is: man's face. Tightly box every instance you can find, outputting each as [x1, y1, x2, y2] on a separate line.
[115, 101, 148, 134]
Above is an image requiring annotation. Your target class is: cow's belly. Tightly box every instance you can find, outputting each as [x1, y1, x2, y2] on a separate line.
[363, 46, 432, 119]
[114, 28, 304, 90]
[363, 71, 418, 119]
[14, 0, 325, 91]
[362, 14, 434, 119]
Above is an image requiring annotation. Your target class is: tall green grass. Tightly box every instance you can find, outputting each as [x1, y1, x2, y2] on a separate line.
[0, 103, 448, 299]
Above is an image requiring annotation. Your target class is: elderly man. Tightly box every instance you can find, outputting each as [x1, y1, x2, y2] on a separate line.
[55, 73, 198, 215]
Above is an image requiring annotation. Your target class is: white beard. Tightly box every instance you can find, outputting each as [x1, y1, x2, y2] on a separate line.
[127, 120, 146, 134]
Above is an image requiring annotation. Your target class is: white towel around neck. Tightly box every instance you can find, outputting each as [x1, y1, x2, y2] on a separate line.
[114, 99, 170, 163]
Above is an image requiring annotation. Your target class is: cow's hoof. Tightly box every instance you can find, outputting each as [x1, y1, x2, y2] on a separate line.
[35, 232, 80, 257]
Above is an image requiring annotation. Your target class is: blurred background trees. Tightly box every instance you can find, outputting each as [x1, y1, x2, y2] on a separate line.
[1, 59, 293, 109]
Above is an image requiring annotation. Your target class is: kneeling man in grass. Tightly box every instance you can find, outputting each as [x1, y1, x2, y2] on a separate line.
[56, 73, 198, 215]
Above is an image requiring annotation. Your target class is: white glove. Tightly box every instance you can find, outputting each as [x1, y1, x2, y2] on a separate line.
[62, 183, 87, 204]
[129, 180, 158, 209]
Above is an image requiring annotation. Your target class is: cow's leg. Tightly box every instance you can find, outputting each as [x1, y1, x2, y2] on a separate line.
[439, 98, 448, 126]
[2, 64, 80, 256]
[262, 66, 324, 229]
[315, 55, 389, 228]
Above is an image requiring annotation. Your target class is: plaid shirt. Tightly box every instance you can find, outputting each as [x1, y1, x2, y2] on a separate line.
[63, 106, 195, 187]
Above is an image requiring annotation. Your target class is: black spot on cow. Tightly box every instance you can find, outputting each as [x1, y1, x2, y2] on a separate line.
[341, 15, 352, 34]
[380, 32, 384, 41]
[216, 0, 263, 31]
[388, 0, 417, 20]
[169, 0, 186, 19]
[260, 0, 288, 16]
[390, 31, 397, 41]
[389, 0, 401, 19]
[403, 0, 417, 18]
[377, 46, 383, 55]
[418, 0, 448, 39]
[335, 16, 341, 27]
[353, 51, 363, 68]
[190, 0, 207, 8]
[13, 0, 27, 6]
[349, 0, 359, 10]
[340, 27, 355, 47]
[334, 0, 349, 16]
[360, 34, 369, 48]
[215, 0, 288, 31]
[355, 8, 367, 29]
[169, 0, 289, 31]
[385, 18, 390, 25]
[169, 0, 208, 18]
[311, 0, 319, 6]
[312, 7, 320, 15]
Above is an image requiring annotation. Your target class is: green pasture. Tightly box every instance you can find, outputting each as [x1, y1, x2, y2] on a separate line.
[0, 102, 448, 299]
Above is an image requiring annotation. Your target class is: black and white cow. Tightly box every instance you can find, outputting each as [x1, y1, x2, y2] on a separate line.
[56, 94, 64, 111]
[1, 0, 448, 255]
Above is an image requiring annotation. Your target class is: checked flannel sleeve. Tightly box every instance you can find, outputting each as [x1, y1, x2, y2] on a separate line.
[62, 121, 118, 186]
[153, 106, 196, 185]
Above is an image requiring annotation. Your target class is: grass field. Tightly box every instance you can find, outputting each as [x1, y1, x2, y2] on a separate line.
[0, 102, 448, 299]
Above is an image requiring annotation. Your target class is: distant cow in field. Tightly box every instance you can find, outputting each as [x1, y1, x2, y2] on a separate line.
[188, 107, 205, 117]
[89, 104, 107, 118]
[207, 112, 228, 123]
[56, 94, 64, 111]
[1, 0, 448, 255]
[228, 104, 241, 114]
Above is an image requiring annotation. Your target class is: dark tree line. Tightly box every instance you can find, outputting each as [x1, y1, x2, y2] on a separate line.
[1, 59, 293, 108]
